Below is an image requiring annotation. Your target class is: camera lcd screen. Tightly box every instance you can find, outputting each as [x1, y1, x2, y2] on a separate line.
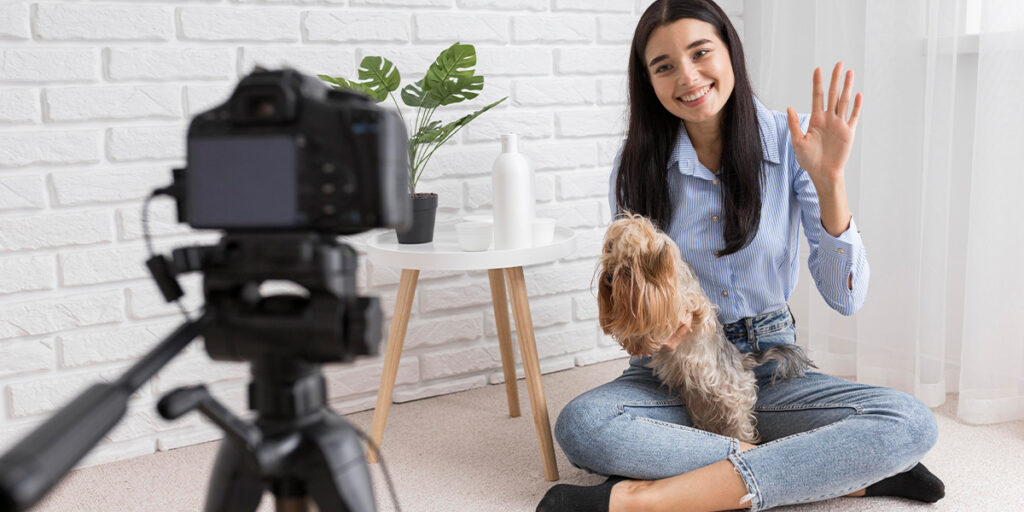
[187, 136, 297, 228]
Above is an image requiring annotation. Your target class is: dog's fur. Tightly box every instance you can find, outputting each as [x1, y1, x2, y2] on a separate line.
[596, 213, 816, 443]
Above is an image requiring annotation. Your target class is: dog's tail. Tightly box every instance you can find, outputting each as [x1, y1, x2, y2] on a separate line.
[743, 344, 818, 385]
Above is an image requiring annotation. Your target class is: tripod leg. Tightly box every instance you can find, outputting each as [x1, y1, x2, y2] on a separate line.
[204, 437, 265, 512]
[306, 414, 378, 512]
[488, 268, 521, 417]
[368, 268, 419, 464]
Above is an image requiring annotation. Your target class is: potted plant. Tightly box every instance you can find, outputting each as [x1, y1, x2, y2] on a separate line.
[319, 42, 507, 244]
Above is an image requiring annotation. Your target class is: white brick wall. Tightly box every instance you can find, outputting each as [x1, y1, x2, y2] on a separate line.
[0, 0, 744, 469]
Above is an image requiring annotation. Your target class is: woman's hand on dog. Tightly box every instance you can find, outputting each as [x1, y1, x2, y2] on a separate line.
[661, 317, 692, 352]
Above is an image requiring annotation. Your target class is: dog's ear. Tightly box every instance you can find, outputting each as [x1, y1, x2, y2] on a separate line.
[640, 243, 673, 281]
[597, 266, 653, 355]
[597, 266, 636, 331]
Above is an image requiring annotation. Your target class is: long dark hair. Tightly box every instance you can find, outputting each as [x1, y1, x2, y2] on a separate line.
[617, 0, 764, 257]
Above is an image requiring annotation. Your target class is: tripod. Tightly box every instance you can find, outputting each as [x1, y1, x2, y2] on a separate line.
[0, 232, 391, 512]
[160, 232, 383, 512]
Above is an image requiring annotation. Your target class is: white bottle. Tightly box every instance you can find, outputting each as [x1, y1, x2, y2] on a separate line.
[492, 133, 534, 250]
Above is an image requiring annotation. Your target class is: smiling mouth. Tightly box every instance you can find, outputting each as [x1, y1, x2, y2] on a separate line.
[678, 83, 714, 103]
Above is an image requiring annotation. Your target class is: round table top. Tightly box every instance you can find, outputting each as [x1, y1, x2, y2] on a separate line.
[366, 224, 576, 271]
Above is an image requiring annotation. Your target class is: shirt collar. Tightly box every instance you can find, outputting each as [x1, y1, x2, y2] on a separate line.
[668, 96, 781, 177]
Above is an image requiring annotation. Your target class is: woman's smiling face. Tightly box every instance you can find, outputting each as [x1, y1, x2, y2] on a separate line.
[644, 18, 734, 127]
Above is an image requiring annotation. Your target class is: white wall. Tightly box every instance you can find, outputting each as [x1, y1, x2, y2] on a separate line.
[0, 0, 744, 467]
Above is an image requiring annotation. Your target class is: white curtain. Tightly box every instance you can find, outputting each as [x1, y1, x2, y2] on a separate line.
[744, 0, 1023, 424]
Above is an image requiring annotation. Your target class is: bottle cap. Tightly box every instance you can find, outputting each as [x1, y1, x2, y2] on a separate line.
[501, 133, 518, 153]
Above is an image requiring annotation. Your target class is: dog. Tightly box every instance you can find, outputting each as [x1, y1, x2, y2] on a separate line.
[596, 213, 816, 443]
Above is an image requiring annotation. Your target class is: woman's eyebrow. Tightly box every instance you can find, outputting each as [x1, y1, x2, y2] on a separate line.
[647, 39, 713, 67]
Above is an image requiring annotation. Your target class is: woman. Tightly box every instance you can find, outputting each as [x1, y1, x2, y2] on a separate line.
[537, 1, 945, 511]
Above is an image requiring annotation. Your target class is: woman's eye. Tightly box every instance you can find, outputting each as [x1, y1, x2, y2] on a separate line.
[694, 49, 710, 59]
[656, 64, 670, 73]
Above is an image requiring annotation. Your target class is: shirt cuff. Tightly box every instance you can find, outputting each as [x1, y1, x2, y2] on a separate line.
[816, 216, 863, 263]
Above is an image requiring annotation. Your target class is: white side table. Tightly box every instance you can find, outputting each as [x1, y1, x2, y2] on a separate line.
[365, 224, 576, 482]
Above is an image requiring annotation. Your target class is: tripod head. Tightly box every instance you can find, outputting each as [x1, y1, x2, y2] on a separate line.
[168, 231, 380, 365]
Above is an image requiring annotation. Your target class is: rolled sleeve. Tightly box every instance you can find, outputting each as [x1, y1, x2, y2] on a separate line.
[809, 216, 870, 315]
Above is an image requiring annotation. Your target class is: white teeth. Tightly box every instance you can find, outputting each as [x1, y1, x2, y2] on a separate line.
[680, 85, 711, 102]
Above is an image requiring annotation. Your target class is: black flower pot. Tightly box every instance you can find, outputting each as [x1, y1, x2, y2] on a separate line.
[396, 193, 438, 244]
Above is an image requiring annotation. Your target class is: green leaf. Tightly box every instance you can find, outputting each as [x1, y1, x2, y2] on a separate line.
[410, 120, 443, 144]
[357, 56, 401, 102]
[317, 74, 344, 87]
[401, 79, 441, 108]
[317, 74, 378, 100]
[424, 43, 484, 106]
[424, 96, 508, 148]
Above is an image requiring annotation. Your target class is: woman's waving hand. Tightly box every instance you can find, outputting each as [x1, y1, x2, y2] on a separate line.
[786, 61, 863, 186]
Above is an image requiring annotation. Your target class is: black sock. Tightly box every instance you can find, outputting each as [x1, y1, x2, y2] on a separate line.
[864, 462, 945, 503]
[536, 475, 628, 512]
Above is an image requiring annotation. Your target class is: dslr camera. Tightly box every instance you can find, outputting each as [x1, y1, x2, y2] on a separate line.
[176, 67, 410, 232]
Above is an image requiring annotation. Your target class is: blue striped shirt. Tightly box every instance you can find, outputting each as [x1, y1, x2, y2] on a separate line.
[609, 96, 869, 324]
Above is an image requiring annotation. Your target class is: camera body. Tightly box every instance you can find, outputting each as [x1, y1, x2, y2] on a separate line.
[174, 67, 411, 234]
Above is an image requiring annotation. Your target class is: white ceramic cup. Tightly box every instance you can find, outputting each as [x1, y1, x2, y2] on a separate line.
[531, 217, 556, 247]
[455, 221, 493, 251]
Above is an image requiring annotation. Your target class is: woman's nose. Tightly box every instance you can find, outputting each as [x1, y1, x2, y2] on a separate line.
[677, 60, 700, 86]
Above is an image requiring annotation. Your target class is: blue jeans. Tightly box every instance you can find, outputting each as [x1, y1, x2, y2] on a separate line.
[554, 306, 938, 510]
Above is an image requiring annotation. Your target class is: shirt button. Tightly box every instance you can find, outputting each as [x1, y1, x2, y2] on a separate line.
[714, 250, 721, 257]
[837, 248, 846, 255]
[712, 215, 719, 222]
[712, 179, 719, 185]
[722, 290, 729, 297]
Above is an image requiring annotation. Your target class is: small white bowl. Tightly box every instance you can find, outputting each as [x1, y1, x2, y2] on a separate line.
[531, 217, 556, 247]
[455, 221, 493, 251]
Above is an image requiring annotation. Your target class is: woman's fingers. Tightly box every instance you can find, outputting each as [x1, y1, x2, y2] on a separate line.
[848, 93, 863, 132]
[811, 67, 824, 113]
[837, 69, 853, 118]
[786, 107, 803, 142]
[827, 61, 843, 113]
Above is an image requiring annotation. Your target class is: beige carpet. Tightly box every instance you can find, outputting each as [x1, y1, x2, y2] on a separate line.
[33, 357, 1024, 511]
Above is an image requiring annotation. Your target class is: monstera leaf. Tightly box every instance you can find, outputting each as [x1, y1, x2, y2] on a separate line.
[357, 56, 401, 101]
[318, 56, 400, 103]
[424, 43, 484, 106]
[401, 79, 441, 109]
[317, 74, 377, 99]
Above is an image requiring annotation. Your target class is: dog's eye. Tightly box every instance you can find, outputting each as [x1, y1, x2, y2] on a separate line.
[603, 272, 613, 284]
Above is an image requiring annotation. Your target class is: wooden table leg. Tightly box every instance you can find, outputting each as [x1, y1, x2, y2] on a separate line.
[503, 266, 559, 481]
[367, 268, 419, 464]
[488, 269, 521, 418]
